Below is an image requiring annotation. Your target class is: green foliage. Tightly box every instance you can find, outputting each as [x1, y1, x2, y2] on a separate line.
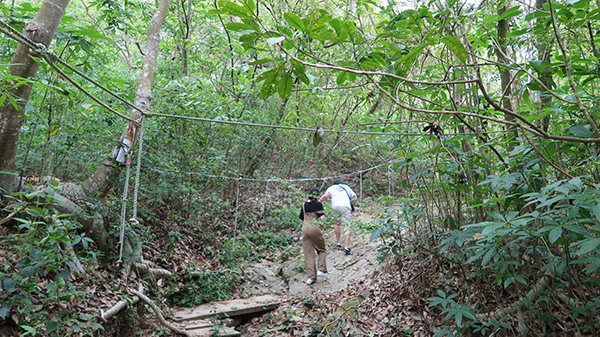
[369, 197, 422, 263]
[0, 184, 99, 336]
[427, 290, 510, 336]
[163, 268, 242, 307]
[265, 206, 300, 231]
[432, 176, 600, 334]
[5, 0, 600, 333]
[218, 230, 293, 268]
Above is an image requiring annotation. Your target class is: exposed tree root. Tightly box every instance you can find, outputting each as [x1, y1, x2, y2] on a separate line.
[494, 268, 554, 317]
[0, 205, 25, 226]
[99, 295, 140, 322]
[60, 240, 88, 277]
[133, 261, 173, 278]
[481, 264, 558, 335]
[50, 218, 89, 277]
[98, 284, 145, 322]
[130, 289, 191, 337]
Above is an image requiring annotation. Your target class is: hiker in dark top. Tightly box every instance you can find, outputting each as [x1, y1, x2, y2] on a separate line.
[299, 187, 328, 285]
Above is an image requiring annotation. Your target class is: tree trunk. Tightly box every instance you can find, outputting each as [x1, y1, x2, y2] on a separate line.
[84, 0, 172, 195]
[496, 4, 517, 147]
[177, 0, 194, 76]
[535, 0, 554, 132]
[0, 0, 70, 194]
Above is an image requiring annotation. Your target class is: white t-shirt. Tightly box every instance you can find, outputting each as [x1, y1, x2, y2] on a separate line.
[326, 184, 356, 208]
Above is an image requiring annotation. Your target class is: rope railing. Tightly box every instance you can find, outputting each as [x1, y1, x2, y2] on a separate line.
[146, 159, 402, 184]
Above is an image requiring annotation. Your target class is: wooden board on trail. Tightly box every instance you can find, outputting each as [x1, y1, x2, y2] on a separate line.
[187, 325, 240, 337]
[172, 294, 280, 322]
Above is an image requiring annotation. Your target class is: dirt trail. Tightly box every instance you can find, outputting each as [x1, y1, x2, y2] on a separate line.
[168, 210, 383, 336]
[243, 210, 380, 296]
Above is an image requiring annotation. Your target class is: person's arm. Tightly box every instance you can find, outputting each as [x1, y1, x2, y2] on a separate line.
[318, 191, 330, 203]
[316, 203, 325, 220]
[299, 205, 304, 221]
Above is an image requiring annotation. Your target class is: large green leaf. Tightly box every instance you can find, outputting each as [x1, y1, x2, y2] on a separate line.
[568, 125, 592, 138]
[225, 22, 251, 31]
[378, 40, 405, 57]
[575, 237, 600, 255]
[259, 69, 279, 99]
[1, 278, 16, 293]
[221, 1, 253, 18]
[593, 202, 600, 221]
[336, 71, 348, 86]
[260, 81, 275, 99]
[242, 0, 255, 14]
[330, 19, 347, 41]
[277, 72, 294, 98]
[498, 6, 523, 21]
[441, 35, 467, 63]
[396, 43, 431, 76]
[46, 321, 61, 335]
[284, 13, 305, 32]
[548, 226, 563, 244]
[249, 58, 275, 65]
[256, 68, 279, 82]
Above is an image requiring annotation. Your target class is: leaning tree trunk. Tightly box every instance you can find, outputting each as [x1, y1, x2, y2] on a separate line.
[81, 0, 172, 276]
[0, 0, 70, 194]
[84, 0, 171, 195]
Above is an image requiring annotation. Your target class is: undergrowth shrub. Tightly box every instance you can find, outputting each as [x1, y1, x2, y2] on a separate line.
[369, 197, 421, 263]
[265, 204, 301, 230]
[218, 230, 293, 268]
[0, 183, 100, 336]
[431, 177, 600, 335]
[163, 268, 242, 307]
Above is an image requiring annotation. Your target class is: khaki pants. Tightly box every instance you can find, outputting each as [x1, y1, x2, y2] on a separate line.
[302, 223, 327, 280]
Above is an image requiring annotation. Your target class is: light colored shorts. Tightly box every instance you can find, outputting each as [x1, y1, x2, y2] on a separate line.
[332, 205, 352, 226]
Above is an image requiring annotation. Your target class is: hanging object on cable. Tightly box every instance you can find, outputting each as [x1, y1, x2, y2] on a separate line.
[313, 126, 324, 147]
[116, 121, 135, 163]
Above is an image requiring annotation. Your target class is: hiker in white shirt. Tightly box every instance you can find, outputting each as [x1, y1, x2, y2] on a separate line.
[318, 180, 356, 255]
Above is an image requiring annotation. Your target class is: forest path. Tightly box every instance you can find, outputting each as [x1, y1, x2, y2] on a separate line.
[279, 210, 381, 294]
[168, 210, 383, 336]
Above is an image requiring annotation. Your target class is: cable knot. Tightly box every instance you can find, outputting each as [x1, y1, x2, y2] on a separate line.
[129, 218, 139, 226]
[29, 42, 48, 58]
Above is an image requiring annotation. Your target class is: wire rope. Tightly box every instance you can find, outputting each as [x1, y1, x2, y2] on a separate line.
[0, 19, 517, 139]
[117, 152, 131, 264]
[131, 115, 146, 224]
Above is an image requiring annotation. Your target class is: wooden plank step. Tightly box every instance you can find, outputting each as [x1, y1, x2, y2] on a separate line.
[187, 326, 240, 337]
[172, 295, 279, 322]
[182, 320, 212, 330]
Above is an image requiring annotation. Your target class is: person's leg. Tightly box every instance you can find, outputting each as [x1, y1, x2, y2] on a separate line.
[343, 227, 351, 248]
[332, 206, 344, 247]
[338, 207, 352, 249]
[313, 228, 327, 274]
[302, 226, 316, 281]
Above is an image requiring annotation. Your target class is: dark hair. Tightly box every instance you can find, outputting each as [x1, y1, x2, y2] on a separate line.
[333, 180, 342, 185]
[309, 187, 320, 199]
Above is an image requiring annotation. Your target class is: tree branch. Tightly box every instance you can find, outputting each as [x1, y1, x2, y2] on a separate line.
[547, 0, 600, 138]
